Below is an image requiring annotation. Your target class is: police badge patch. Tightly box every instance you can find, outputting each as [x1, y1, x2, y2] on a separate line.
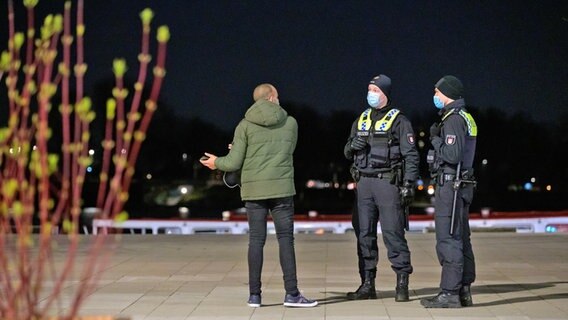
[407, 133, 415, 144]
[445, 134, 456, 145]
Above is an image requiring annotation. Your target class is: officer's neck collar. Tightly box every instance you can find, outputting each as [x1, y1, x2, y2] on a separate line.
[374, 103, 393, 113]
[439, 99, 465, 116]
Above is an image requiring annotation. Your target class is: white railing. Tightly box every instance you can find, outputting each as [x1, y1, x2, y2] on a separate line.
[92, 215, 568, 235]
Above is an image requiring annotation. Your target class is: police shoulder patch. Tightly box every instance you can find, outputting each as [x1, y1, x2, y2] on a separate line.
[445, 134, 457, 145]
[407, 133, 415, 145]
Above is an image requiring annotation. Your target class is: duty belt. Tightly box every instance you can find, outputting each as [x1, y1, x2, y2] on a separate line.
[360, 172, 394, 180]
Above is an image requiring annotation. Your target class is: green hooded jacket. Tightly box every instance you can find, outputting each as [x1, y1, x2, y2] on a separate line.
[215, 99, 297, 201]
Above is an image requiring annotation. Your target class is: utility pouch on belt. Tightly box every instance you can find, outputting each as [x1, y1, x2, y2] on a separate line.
[427, 149, 439, 172]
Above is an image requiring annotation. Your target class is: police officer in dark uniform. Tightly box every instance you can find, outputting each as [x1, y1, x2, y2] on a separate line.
[344, 75, 419, 302]
[420, 75, 477, 308]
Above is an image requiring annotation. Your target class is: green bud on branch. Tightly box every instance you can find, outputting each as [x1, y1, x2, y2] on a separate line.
[0, 51, 11, 71]
[74, 63, 88, 76]
[53, 14, 63, 33]
[25, 81, 36, 95]
[14, 33, 25, 50]
[41, 15, 54, 39]
[2, 179, 19, 199]
[78, 156, 92, 168]
[77, 24, 85, 37]
[127, 112, 141, 122]
[157, 26, 170, 43]
[137, 53, 151, 64]
[115, 211, 129, 222]
[62, 219, 73, 233]
[75, 97, 92, 115]
[112, 87, 129, 99]
[0, 128, 10, 143]
[48, 154, 59, 174]
[106, 98, 116, 120]
[58, 62, 70, 76]
[23, 0, 39, 8]
[113, 58, 127, 77]
[12, 201, 23, 217]
[140, 8, 154, 25]
[134, 131, 146, 142]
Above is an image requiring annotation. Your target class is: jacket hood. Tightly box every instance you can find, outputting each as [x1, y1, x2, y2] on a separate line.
[245, 99, 288, 127]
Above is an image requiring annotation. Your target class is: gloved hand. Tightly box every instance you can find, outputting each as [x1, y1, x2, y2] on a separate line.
[350, 136, 367, 151]
[400, 181, 415, 207]
[429, 123, 440, 139]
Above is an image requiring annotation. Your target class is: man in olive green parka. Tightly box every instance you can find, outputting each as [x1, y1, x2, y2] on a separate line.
[200, 83, 317, 308]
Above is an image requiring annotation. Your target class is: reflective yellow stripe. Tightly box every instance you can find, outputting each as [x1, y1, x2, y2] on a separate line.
[357, 108, 400, 131]
[357, 108, 373, 131]
[374, 109, 400, 131]
[442, 109, 477, 137]
[459, 110, 477, 137]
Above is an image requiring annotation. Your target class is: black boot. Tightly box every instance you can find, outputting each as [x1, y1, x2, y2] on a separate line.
[347, 271, 377, 300]
[420, 292, 461, 308]
[395, 273, 409, 302]
[459, 285, 473, 307]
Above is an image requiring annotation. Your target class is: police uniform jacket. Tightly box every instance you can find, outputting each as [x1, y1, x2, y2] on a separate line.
[430, 98, 477, 173]
[215, 99, 297, 201]
[344, 104, 419, 182]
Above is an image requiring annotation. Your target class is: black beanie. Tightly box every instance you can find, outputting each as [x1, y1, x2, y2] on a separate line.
[435, 75, 464, 100]
[369, 74, 391, 100]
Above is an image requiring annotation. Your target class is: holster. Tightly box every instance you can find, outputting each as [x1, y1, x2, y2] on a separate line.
[394, 165, 403, 187]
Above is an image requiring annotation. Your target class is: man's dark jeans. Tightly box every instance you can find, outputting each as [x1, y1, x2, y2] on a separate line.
[246, 196, 298, 296]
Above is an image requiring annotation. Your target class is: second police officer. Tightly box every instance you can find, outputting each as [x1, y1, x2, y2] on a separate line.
[420, 75, 478, 308]
[344, 75, 419, 302]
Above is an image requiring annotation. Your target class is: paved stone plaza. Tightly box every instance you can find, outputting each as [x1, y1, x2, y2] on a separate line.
[51, 232, 568, 319]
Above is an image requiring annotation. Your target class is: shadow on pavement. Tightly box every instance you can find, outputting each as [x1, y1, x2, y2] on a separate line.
[414, 282, 568, 307]
[317, 292, 352, 305]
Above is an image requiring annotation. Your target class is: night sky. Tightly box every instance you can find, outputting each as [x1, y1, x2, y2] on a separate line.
[2, 1, 568, 129]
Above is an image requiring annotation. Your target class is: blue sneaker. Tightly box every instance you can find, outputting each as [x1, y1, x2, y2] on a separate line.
[247, 294, 261, 308]
[283, 292, 318, 307]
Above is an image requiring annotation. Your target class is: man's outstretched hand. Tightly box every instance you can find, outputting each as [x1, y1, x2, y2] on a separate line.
[200, 152, 217, 170]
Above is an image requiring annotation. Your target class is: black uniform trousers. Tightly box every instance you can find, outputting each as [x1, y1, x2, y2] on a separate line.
[434, 181, 476, 293]
[355, 176, 413, 276]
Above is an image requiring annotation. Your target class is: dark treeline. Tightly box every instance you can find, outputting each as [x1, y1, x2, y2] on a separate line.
[130, 98, 568, 214]
[1, 80, 567, 215]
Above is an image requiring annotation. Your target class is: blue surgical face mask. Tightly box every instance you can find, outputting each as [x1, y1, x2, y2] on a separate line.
[433, 95, 444, 109]
[367, 92, 381, 108]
